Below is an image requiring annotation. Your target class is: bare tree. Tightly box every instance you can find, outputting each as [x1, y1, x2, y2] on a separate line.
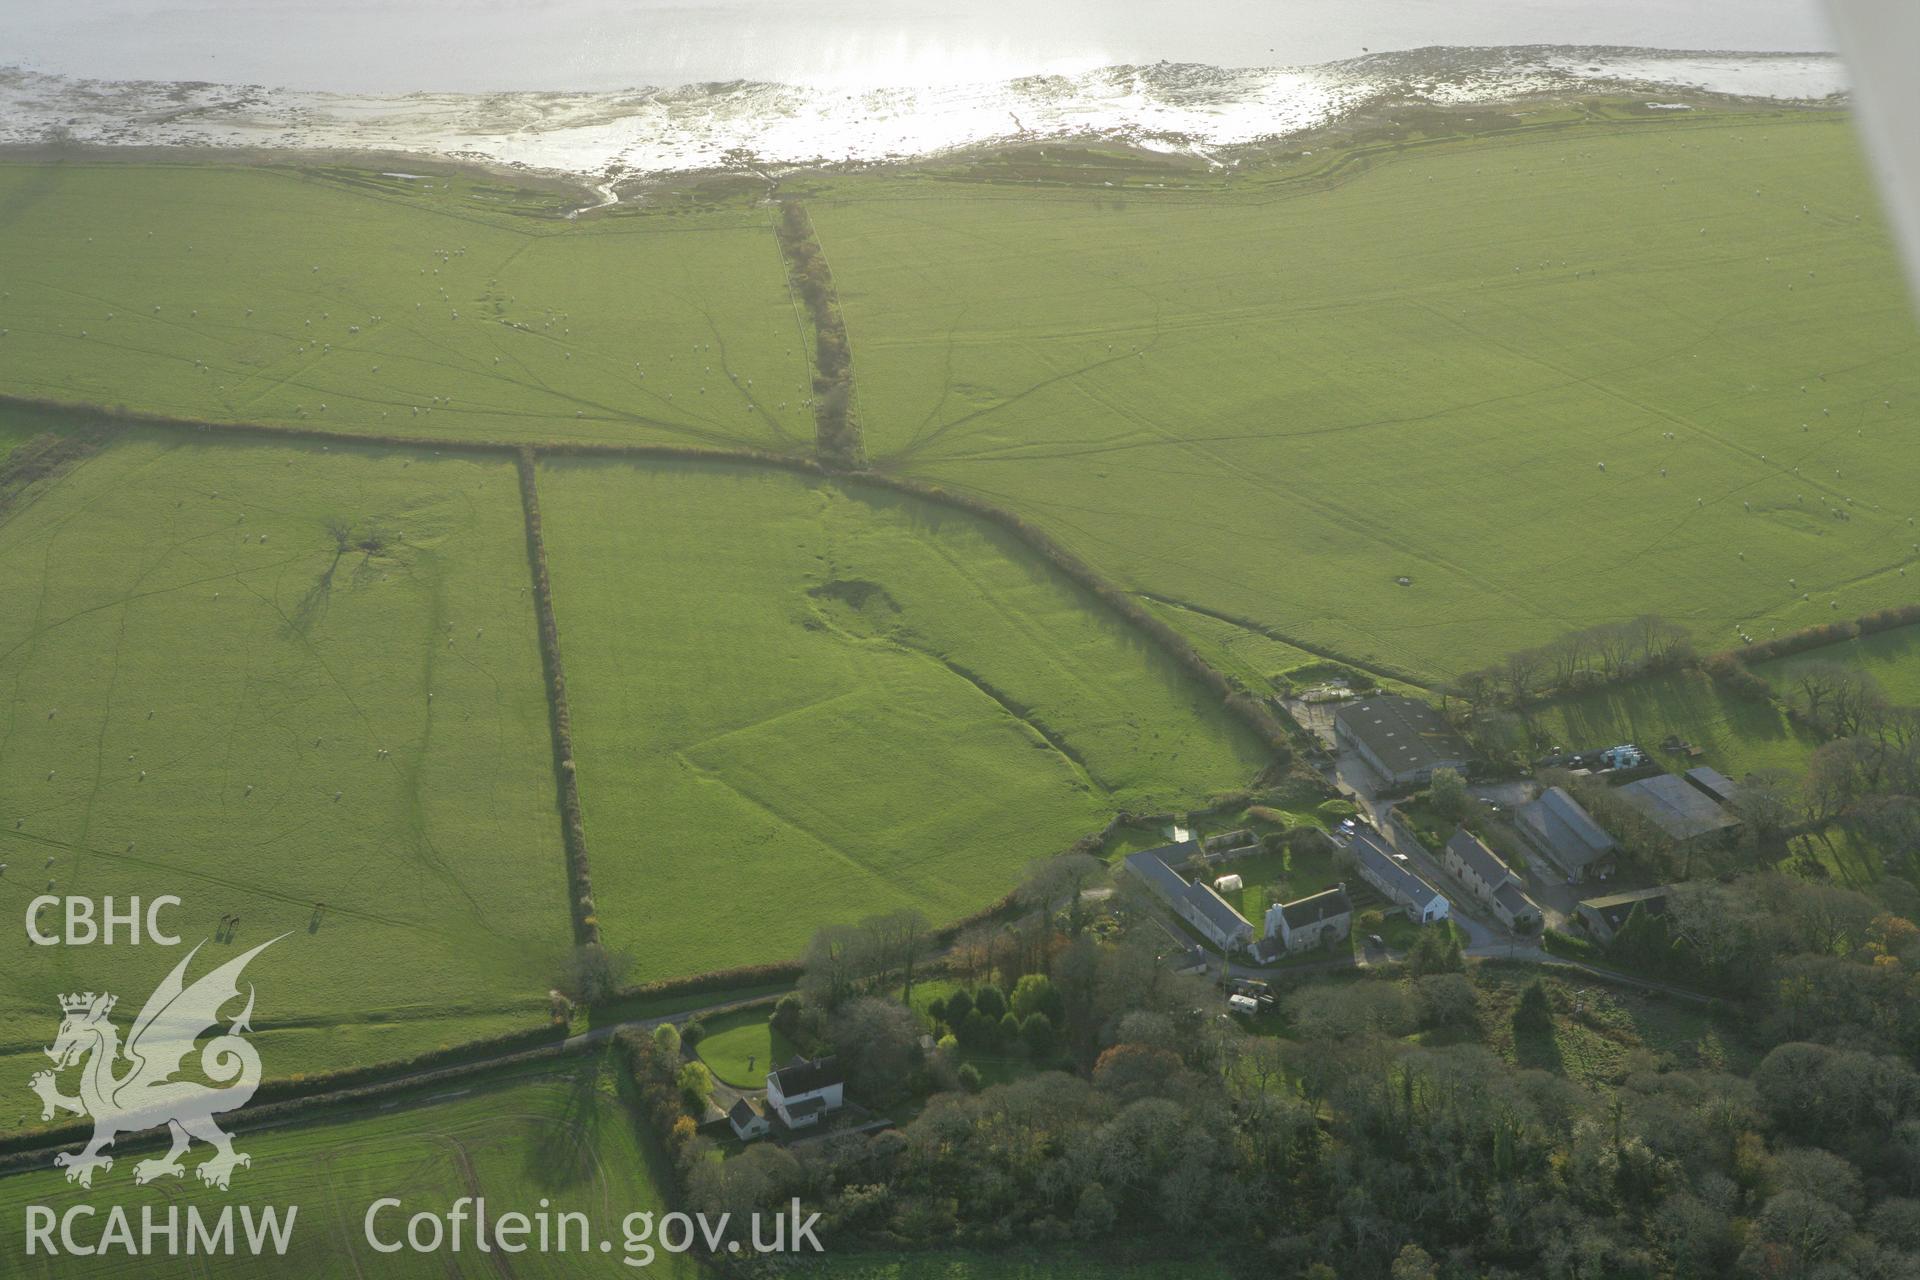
[1452, 667, 1497, 707]
[1019, 852, 1107, 936]
[1589, 622, 1637, 679]
[1632, 613, 1691, 667]
[800, 924, 873, 1011]
[1731, 768, 1801, 864]
[1792, 661, 1872, 733]
[860, 909, 931, 1004]
[1548, 631, 1589, 685]
[1803, 739, 1868, 829]
[1830, 671, 1889, 739]
[1502, 648, 1546, 705]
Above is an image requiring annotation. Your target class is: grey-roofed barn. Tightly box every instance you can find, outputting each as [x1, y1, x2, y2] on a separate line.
[1262, 883, 1354, 956]
[1617, 773, 1742, 847]
[1334, 696, 1471, 787]
[1575, 885, 1673, 942]
[1123, 841, 1194, 901]
[1684, 766, 1740, 807]
[1123, 842, 1256, 951]
[1347, 829, 1450, 923]
[1518, 785, 1619, 881]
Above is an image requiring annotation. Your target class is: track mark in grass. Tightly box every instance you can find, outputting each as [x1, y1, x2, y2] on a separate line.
[930, 652, 1101, 790]
[673, 750, 904, 887]
[804, 575, 1102, 789]
[1141, 591, 1431, 691]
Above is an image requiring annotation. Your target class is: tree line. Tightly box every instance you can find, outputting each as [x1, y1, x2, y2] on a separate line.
[1451, 614, 1695, 710]
[516, 448, 598, 946]
[774, 201, 863, 470]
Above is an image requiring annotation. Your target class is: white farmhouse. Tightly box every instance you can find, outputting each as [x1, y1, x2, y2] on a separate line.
[765, 1055, 845, 1130]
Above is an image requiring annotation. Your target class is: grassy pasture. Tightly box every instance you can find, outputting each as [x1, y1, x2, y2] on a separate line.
[1504, 624, 1920, 791]
[1140, 598, 1352, 693]
[815, 111, 1920, 683]
[1757, 623, 1920, 706]
[0, 162, 813, 450]
[694, 1004, 795, 1088]
[0, 431, 568, 1103]
[1525, 667, 1817, 780]
[0, 1052, 695, 1279]
[536, 459, 1268, 980]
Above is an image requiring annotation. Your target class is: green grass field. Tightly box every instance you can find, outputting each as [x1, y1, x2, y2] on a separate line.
[537, 459, 1267, 979]
[814, 110, 1920, 683]
[1526, 667, 1817, 779]
[0, 162, 813, 451]
[6, 111, 1915, 690]
[0, 1053, 696, 1279]
[694, 1003, 795, 1087]
[1758, 623, 1920, 705]
[0, 431, 569, 1098]
[1513, 623, 1920, 789]
[1138, 597, 1410, 694]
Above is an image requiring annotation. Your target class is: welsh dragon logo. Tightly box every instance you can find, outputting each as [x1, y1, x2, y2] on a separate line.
[28, 937, 283, 1190]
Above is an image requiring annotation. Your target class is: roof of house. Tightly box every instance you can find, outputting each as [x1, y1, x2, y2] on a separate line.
[1182, 879, 1254, 939]
[768, 1055, 842, 1097]
[1279, 884, 1353, 930]
[728, 1098, 762, 1127]
[1618, 773, 1742, 843]
[1127, 842, 1253, 940]
[1334, 696, 1471, 776]
[1577, 885, 1673, 932]
[1124, 842, 1198, 900]
[785, 1095, 829, 1120]
[1444, 828, 1514, 887]
[1684, 766, 1740, 806]
[1350, 829, 1446, 907]
[1522, 786, 1618, 872]
[1493, 881, 1537, 918]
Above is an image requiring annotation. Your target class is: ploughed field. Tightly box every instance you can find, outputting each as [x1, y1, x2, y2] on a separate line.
[0, 1054, 697, 1279]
